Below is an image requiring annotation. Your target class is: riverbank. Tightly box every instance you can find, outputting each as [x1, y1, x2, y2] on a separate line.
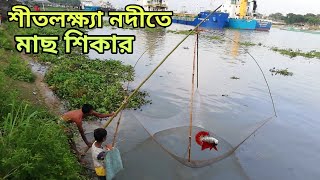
[0, 21, 149, 179]
[0, 25, 87, 179]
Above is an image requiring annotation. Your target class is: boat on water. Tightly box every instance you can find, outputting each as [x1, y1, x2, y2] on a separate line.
[81, 0, 115, 11]
[172, 11, 229, 29]
[81, 0, 101, 11]
[171, 0, 271, 31]
[221, 0, 272, 31]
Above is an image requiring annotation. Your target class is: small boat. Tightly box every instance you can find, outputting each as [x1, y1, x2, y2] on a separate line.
[81, 0, 101, 11]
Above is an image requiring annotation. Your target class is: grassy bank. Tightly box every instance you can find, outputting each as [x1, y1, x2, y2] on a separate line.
[0, 19, 149, 178]
[0, 28, 85, 179]
[6, 22, 149, 112]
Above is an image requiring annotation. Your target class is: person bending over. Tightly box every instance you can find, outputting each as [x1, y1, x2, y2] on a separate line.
[59, 104, 114, 157]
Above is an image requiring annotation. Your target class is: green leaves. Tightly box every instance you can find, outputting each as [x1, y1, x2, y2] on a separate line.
[45, 57, 150, 112]
[4, 55, 35, 83]
[0, 104, 83, 179]
[271, 47, 320, 59]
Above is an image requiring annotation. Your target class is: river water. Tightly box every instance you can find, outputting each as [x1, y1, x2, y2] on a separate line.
[85, 24, 320, 180]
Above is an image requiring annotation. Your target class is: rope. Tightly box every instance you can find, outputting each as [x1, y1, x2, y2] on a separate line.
[188, 36, 198, 162]
[108, 10, 278, 167]
[84, 32, 167, 153]
[111, 30, 172, 147]
[215, 35, 277, 117]
[102, 4, 223, 129]
[111, 36, 167, 147]
[84, 5, 223, 153]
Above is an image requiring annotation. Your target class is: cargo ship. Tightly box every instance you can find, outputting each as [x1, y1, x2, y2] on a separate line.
[172, 12, 229, 29]
[220, 0, 272, 31]
[170, 0, 271, 31]
[136, 0, 228, 29]
[81, 0, 115, 11]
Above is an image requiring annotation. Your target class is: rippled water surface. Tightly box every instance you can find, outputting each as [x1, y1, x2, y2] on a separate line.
[87, 24, 320, 180]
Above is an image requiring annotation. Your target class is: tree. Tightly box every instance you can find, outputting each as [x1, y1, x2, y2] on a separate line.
[48, 0, 80, 6]
[0, 0, 21, 20]
[285, 13, 305, 24]
[269, 12, 285, 21]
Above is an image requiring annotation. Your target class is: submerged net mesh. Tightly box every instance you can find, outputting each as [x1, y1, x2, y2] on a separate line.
[84, 27, 276, 169]
[152, 126, 234, 168]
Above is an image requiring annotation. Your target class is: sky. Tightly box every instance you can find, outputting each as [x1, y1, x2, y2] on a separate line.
[103, 0, 320, 15]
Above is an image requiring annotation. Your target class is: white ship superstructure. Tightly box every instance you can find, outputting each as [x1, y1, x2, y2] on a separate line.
[220, 0, 257, 19]
[136, 0, 168, 11]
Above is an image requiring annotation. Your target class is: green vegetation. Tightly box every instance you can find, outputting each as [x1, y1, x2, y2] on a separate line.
[4, 54, 35, 83]
[269, 68, 293, 76]
[167, 30, 225, 41]
[0, 30, 35, 83]
[0, 30, 14, 50]
[0, 27, 85, 179]
[0, 18, 150, 178]
[167, 29, 197, 35]
[5, 21, 149, 111]
[47, 0, 81, 6]
[45, 57, 150, 112]
[271, 47, 320, 59]
[269, 13, 320, 26]
[205, 35, 224, 41]
[0, 103, 85, 179]
[44, 6, 77, 11]
[240, 41, 256, 47]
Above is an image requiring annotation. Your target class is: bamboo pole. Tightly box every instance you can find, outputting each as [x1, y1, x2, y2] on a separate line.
[83, 5, 223, 154]
[196, 28, 199, 88]
[188, 37, 197, 162]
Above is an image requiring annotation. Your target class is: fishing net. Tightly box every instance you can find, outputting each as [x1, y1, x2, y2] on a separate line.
[84, 23, 276, 169]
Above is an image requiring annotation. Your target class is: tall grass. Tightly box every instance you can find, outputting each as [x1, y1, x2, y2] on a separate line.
[0, 30, 14, 50]
[0, 103, 85, 179]
[4, 55, 35, 83]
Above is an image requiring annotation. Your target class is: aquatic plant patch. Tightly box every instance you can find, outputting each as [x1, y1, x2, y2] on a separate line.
[239, 41, 256, 47]
[271, 47, 320, 59]
[167, 29, 197, 35]
[45, 56, 150, 112]
[269, 68, 293, 76]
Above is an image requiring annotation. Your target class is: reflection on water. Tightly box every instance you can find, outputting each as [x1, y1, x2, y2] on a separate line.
[88, 25, 320, 180]
[231, 31, 240, 58]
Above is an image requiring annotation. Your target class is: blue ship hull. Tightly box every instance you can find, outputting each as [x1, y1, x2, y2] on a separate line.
[228, 18, 272, 31]
[172, 12, 229, 29]
[255, 20, 272, 31]
[84, 6, 101, 11]
[228, 18, 256, 30]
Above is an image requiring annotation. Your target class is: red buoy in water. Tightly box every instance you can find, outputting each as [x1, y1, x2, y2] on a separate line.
[195, 131, 218, 151]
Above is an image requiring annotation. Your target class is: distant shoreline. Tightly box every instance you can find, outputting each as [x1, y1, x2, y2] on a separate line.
[272, 24, 320, 34]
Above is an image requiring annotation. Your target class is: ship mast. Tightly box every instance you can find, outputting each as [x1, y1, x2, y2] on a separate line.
[239, 0, 248, 18]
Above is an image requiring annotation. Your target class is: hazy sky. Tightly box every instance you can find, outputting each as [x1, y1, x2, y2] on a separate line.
[105, 0, 319, 15]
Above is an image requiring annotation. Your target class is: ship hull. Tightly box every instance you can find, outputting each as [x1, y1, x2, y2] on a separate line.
[83, 6, 101, 11]
[227, 18, 272, 31]
[227, 18, 257, 30]
[255, 20, 272, 31]
[172, 12, 229, 29]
